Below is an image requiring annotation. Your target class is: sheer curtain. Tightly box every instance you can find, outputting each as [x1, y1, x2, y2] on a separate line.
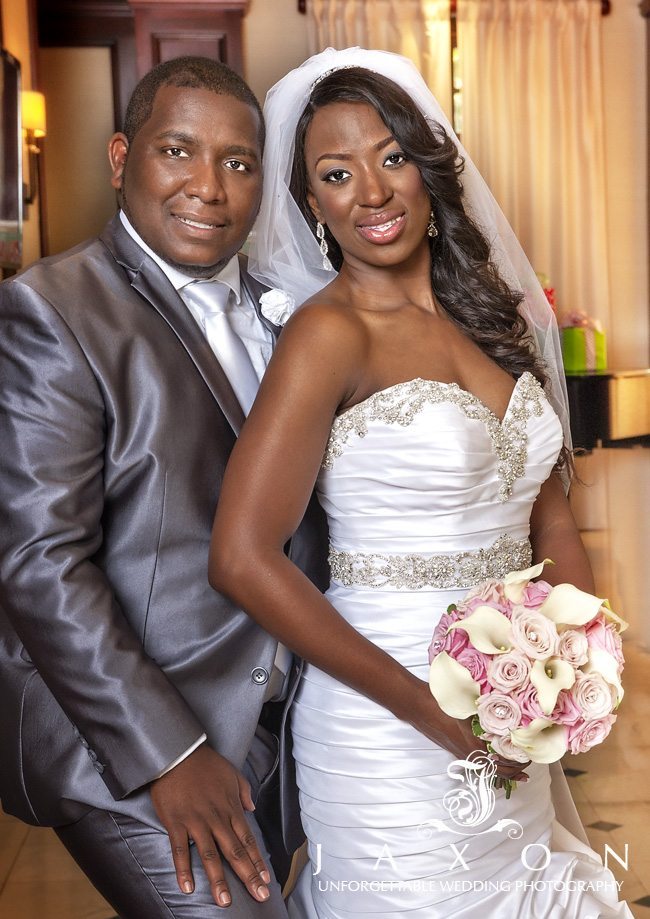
[307, 0, 452, 119]
[456, 0, 610, 328]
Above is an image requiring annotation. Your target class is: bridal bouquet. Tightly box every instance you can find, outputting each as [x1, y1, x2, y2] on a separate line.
[428, 560, 626, 794]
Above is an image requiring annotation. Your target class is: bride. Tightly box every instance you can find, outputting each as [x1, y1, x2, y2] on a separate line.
[210, 48, 631, 917]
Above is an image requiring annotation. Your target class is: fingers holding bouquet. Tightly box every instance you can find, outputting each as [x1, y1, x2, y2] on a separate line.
[452, 711, 531, 784]
[428, 559, 626, 798]
[409, 679, 530, 784]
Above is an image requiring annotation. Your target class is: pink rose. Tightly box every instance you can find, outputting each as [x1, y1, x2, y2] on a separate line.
[488, 733, 531, 764]
[443, 605, 464, 624]
[558, 629, 589, 667]
[477, 692, 522, 736]
[487, 651, 531, 693]
[516, 683, 546, 725]
[428, 611, 468, 662]
[510, 608, 559, 660]
[610, 628, 624, 667]
[570, 672, 617, 720]
[428, 617, 449, 663]
[456, 647, 491, 692]
[462, 580, 510, 615]
[567, 714, 616, 754]
[443, 627, 470, 658]
[551, 689, 583, 726]
[586, 616, 625, 667]
[520, 579, 553, 609]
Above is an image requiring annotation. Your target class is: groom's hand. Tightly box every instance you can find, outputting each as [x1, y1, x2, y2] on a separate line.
[150, 743, 271, 908]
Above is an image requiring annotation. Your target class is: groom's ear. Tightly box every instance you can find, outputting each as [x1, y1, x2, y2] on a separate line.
[306, 188, 324, 225]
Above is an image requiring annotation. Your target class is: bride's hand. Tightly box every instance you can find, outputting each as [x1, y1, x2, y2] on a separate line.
[407, 678, 530, 782]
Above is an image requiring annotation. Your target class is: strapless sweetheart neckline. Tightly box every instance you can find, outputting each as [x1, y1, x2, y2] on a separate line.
[334, 370, 534, 429]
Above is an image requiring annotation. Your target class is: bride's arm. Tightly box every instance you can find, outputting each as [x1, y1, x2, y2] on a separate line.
[209, 304, 518, 774]
[529, 473, 595, 592]
[210, 304, 418, 719]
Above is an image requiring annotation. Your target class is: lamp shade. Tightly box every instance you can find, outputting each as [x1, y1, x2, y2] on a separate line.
[22, 91, 46, 137]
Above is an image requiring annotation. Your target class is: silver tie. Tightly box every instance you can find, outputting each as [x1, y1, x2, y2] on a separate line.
[183, 279, 260, 415]
[183, 278, 289, 699]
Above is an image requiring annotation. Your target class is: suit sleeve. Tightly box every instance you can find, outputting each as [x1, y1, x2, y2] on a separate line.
[0, 280, 204, 799]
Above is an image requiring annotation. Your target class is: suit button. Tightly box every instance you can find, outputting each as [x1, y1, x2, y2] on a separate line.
[93, 761, 105, 774]
[251, 667, 269, 686]
[73, 727, 90, 749]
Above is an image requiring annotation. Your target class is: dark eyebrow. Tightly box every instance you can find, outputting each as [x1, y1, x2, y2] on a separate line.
[315, 135, 395, 167]
[154, 131, 196, 145]
[154, 133, 259, 161]
[223, 145, 260, 161]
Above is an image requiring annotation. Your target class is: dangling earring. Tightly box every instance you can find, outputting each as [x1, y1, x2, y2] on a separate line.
[427, 210, 438, 239]
[316, 221, 330, 268]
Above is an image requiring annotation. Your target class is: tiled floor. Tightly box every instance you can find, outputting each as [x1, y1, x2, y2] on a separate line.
[1, 643, 648, 918]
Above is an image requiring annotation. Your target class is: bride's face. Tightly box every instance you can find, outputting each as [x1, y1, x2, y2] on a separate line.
[304, 101, 432, 272]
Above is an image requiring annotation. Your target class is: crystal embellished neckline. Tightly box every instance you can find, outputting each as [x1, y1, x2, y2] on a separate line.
[335, 374, 525, 428]
[322, 372, 547, 502]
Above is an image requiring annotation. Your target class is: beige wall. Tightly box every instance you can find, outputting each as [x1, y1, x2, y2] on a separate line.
[1, 0, 41, 267]
[572, 445, 649, 647]
[243, 0, 310, 103]
[39, 47, 116, 255]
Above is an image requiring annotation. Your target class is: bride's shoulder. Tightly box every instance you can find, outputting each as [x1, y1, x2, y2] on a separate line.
[267, 297, 368, 415]
[281, 297, 370, 357]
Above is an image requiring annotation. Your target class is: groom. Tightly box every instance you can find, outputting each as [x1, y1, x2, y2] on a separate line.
[0, 57, 326, 917]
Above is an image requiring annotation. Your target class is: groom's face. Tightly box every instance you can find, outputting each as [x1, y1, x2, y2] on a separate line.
[109, 85, 263, 277]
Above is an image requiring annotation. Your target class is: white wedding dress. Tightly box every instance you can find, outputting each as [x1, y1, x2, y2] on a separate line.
[287, 373, 631, 918]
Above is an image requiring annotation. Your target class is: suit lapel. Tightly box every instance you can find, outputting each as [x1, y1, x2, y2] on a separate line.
[101, 216, 245, 435]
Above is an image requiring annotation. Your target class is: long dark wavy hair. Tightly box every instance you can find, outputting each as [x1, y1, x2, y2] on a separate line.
[290, 67, 553, 395]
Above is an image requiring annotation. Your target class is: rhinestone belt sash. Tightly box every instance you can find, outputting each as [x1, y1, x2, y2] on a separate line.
[328, 534, 532, 590]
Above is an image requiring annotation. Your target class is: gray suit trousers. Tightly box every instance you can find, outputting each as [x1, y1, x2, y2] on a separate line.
[56, 808, 287, 918]
[55, 735, 288, 918]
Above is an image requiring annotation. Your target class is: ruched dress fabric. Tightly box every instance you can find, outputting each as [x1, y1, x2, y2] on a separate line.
[287, 374, 631, 919]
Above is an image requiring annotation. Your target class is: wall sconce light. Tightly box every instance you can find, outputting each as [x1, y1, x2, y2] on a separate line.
[21, 90, 47, 206]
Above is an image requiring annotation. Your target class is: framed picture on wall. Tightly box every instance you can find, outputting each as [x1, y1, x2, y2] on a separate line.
[0, 49, 22, 270]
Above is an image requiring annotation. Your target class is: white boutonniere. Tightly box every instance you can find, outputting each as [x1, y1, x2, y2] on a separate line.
[259, 288, 296, 326]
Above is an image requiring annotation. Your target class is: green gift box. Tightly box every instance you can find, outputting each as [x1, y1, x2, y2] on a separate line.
[561, 326, 607, 373]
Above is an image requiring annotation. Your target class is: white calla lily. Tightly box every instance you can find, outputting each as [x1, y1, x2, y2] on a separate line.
[583, 647, 624, 705]
[510, 718, 568, 764]
[529, 657, 576, 715]
[503, 559, 552, 602]
[447, 606, 513, 654]
[429, 652, 480, 719]
[600, 600, 629, 633]
[537, 583, 604, 628]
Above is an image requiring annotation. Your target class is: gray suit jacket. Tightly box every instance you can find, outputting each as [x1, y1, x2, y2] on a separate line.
[0, 215, 327, 857]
